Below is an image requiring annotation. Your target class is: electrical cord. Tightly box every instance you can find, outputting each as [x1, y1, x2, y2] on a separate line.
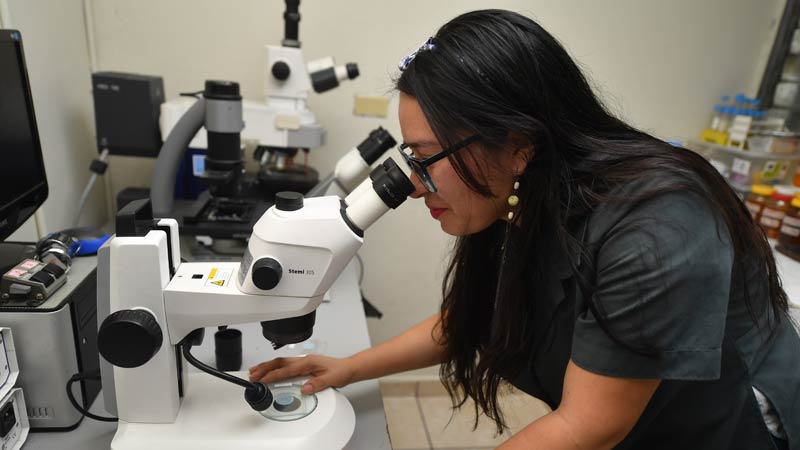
[181, 342, 253, 390]
[74, 148, 109, 227]
[354, 252, 364, 285]
[182, 342, 273, 412]
[66, 370, 118, 422]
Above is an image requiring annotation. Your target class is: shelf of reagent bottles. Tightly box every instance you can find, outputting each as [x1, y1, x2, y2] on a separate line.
[686, 139, 800, 161]
[686, 139, 800, 189]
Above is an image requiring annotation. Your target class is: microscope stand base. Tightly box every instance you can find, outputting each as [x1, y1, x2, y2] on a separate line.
[110, 371, 355, 450]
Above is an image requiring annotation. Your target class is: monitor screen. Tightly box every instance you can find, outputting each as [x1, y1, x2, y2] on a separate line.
[0, 30, 48, 241]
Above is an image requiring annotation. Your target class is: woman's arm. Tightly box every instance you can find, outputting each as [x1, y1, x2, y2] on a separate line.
[347, 312, 446, 382]
[498, 360, 660, 450]
[249, 313, 446, 392]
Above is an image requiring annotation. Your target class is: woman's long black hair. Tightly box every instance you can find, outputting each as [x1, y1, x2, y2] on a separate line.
[395, 9, 789, 433]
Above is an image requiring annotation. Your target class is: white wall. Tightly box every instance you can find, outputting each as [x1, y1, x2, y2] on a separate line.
[2, 0, 106, 242]
[90, 0, 784, 378]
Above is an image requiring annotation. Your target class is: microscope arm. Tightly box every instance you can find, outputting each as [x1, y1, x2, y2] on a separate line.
[163, 263, 324, 346]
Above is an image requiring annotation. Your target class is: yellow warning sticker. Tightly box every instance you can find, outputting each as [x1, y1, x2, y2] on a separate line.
[205, 268, 231, 287]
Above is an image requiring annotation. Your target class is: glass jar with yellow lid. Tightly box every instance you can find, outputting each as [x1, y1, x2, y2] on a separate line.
[759, 186, 797, 239]
[777, 195, 800, 261]
[745, 184, 775, 222]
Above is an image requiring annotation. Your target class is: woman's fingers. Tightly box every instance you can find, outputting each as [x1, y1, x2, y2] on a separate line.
[252, 357, 317, 384]
[248, 357, 297, 381]
[257, 364, 305, 384]
[301, 374, 333, 394]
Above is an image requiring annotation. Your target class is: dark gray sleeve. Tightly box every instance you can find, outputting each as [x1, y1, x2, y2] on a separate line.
[571, 192, 734, 380]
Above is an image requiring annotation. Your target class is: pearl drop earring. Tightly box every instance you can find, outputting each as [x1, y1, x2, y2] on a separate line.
[507, 180, 520, 220]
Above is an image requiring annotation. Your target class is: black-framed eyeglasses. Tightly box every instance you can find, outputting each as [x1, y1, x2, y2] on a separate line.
[398, 134, 480, 192]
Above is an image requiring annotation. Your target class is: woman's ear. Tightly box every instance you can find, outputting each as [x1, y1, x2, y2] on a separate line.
[507, 133, 534, 175]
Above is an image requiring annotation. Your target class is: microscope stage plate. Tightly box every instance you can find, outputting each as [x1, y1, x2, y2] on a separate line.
[110, 372, 355, 450]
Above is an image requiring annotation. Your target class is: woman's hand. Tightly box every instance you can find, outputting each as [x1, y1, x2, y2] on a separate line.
[248, 355, 357, 395]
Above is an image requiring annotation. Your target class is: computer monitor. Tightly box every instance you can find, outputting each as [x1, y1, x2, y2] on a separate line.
[0, 29, 48, 241]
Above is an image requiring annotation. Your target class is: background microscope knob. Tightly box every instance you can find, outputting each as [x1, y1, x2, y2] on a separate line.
[275, 191, 303, 211]
[271, 61, 291, 81]
[98, 309, 163, 368]
[252, 258, 282, 290]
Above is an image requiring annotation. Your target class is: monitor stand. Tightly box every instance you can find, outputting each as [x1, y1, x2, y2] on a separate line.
[0, 242, 36, 274]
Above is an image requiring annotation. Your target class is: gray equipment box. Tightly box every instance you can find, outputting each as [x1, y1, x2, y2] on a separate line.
[0, 256, 99, 430]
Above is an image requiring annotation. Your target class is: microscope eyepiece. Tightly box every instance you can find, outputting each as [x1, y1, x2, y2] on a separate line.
[341, 157, 414, 233]
[372, 159, 415, 209]
[357, 127, 396, 166]
[203, 80, 242, 100]
[345, 63, 359, 80]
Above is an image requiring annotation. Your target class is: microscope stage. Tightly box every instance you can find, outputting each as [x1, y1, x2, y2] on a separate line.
[110, 372, 355, 450]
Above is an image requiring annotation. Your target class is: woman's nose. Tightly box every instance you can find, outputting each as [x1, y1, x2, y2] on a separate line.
[408, 172, 428, 199]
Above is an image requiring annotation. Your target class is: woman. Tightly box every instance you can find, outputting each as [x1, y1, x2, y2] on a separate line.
[250, 10, 799, 449]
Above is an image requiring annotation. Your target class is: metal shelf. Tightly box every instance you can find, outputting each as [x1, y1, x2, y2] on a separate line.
[687, 139, 800, 161]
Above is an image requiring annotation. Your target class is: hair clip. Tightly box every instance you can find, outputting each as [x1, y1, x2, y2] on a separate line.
[398, 36, 436, 71]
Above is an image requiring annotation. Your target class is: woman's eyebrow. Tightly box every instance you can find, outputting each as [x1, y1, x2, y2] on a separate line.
[404, 140, 439, 150]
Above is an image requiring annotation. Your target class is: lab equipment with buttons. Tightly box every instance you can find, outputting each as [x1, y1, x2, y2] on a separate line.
[0, 328, 29, 450]
[95, 156, 413, 448]
[0, 28, 103, 435]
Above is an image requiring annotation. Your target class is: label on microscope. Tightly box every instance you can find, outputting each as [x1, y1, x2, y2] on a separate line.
[205, 267, 232, 287]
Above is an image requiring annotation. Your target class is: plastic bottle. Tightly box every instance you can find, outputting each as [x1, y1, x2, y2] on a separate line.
[745, 184, 775, 221]
[709, 105, 725, 131]
[759, 186, 797, 238]
[718, 106, 733, 133]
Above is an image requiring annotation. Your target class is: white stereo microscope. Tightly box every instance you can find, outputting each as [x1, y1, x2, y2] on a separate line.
[96, 158, 413, 449]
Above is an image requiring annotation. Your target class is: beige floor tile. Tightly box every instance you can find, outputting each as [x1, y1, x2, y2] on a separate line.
[383, 396, 430, 449]
[380, 380, 418, 397]
[418, 395, 513, 448]
[417, 379, 449, 397]
[497, 388, 552, 435]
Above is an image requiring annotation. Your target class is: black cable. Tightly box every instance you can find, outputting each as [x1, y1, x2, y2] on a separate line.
[181, 343, 254, 390]
[66, 371, 118, 422]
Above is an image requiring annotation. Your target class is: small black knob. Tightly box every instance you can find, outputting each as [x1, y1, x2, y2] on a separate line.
[252, 257, 282, 290]
[271, 61, 291, 81]
[98, 309, 163, 368]
[275, 191, 303, 211]
[345, 63, 359, 80]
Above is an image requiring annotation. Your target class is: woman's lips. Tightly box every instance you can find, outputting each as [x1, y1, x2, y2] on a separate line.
[430, 208, 446, 219]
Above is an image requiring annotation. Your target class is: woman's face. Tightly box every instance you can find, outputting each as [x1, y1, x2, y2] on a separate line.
[398, 93, 522, 236]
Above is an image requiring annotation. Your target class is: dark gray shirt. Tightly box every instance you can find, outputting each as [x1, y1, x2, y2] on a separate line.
[511, 180, 800, 449]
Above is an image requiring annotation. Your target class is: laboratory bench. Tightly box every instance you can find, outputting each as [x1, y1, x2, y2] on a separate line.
[16, 241, 800, 450]
[22, 258, 391, 450]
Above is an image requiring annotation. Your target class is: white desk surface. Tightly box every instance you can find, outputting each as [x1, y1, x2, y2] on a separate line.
[24, 260, 391, 450]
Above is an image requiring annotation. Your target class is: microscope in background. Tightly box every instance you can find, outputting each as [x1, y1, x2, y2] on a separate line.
[97, 157, 414, 449]
[151, 78, 397, 241]
[93, 0, 378, 241]
[152, 0, 368, 240]
[253, 0, 360, 194]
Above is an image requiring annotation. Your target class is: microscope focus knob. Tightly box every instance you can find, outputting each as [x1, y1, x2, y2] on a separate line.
[98, 309, 163, 368]
[271, 61, 291, 81]
[275, 191, 303, 211]
[252, 258, 282, 290]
